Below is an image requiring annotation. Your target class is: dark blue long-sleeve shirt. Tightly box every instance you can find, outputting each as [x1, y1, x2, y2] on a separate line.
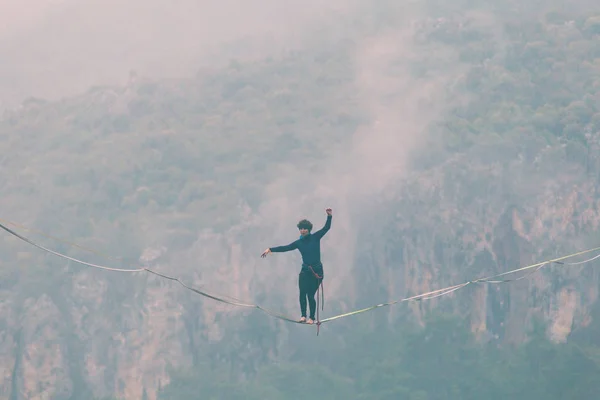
[270, 215, 332, 271]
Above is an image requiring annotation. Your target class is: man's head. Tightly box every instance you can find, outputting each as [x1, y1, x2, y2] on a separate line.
[297, 219, 313, 236]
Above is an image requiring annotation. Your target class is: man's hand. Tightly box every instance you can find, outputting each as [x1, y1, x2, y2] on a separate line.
[261, 248, 271, 258]
[326, 208, 332, 216]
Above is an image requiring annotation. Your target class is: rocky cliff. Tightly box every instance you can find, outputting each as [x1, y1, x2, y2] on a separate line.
[2, 132, 599, 399]
[2, 2, 600, 398]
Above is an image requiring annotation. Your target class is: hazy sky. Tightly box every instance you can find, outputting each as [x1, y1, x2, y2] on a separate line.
[0, 0, 359, 109]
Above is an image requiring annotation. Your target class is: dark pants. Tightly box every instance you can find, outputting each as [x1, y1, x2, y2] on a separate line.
[298, 266, 323, 319]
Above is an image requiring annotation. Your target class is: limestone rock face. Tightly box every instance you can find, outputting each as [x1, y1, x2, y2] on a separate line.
[3, 139, 600, 400]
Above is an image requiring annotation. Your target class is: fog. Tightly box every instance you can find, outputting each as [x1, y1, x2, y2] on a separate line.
[150, 1, 474, 331]
[0, 0, 359, 109]
[1, 0, 471, 327]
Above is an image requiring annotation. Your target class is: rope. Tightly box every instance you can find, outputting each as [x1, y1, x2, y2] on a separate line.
[1, 218, 600, 333]
[0, 217, 132, 264]
[554, 252, 600, 266]
[0, 219, 303, 323]
[0, 219, 145, 272]
[318, 246, 600, 324]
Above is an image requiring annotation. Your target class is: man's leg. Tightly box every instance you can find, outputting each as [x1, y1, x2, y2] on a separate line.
[298, 272, 309, 320]
[307, 275, 322, 321]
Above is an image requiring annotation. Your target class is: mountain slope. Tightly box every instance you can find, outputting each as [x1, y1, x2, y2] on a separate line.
[1, 1, 600, 399]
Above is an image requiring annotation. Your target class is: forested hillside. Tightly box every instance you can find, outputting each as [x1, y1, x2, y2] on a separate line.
[2, 1, 600, 399]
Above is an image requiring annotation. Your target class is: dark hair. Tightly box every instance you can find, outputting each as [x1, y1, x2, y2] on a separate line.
[297, 219, 313, 231]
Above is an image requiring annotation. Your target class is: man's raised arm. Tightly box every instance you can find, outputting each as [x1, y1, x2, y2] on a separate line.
[314, 208, 332, 239]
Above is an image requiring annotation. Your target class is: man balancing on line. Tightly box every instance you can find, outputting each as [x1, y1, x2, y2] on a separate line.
[261, 208, 332, 324]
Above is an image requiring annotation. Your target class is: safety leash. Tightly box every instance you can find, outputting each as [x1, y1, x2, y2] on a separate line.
[309, 265, 324, 335]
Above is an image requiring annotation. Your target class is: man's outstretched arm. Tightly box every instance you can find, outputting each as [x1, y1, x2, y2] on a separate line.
[261, 241, 298, 257]
[313, 208, 332, 239]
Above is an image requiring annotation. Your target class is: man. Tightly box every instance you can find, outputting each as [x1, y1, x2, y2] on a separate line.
[261, 208, 332, 324]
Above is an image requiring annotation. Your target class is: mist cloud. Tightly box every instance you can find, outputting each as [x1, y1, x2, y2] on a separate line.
[0, 0, 359, 109]
[178, 3, 470, 328]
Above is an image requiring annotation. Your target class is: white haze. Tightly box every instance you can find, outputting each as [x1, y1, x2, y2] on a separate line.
[0, 0, 359, 109]
[253, 28, 464, 319]
[170, 2, 471, 335]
